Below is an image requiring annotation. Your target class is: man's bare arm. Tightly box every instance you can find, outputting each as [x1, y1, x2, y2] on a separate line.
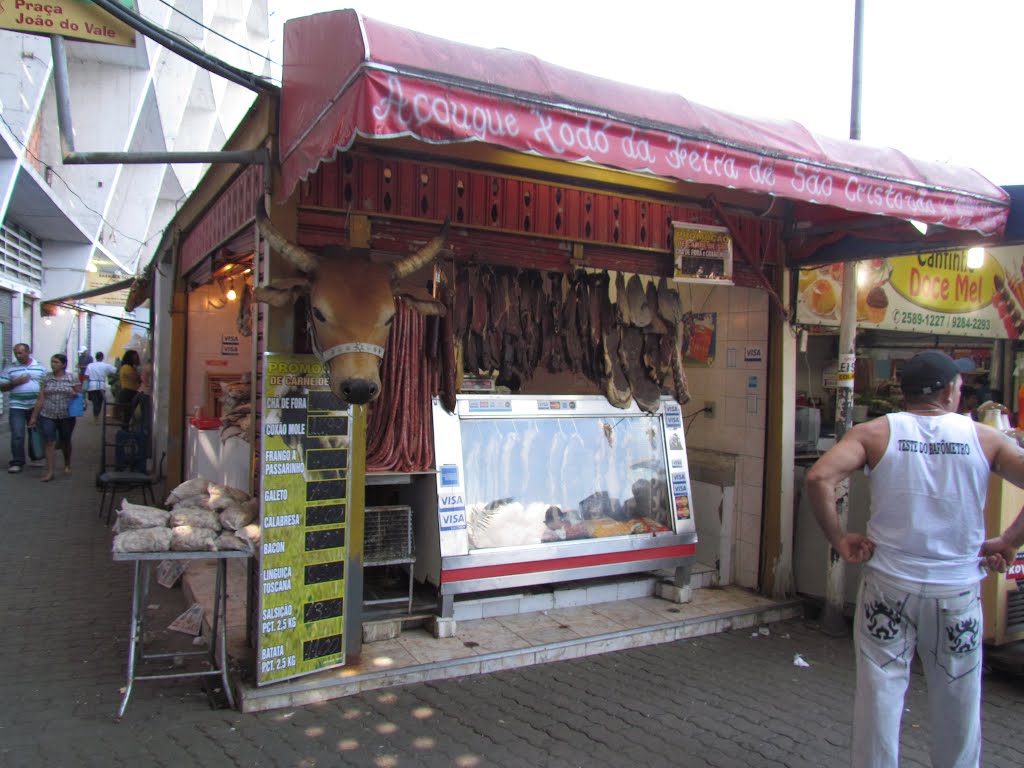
[980, 505, 1024, 570]
[980, 423, 1024, 488]
[804, 422, 880, 564]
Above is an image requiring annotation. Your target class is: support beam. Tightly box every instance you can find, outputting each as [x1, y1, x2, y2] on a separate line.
[50, 34, 270, 167]
[707, 194, 788, 319]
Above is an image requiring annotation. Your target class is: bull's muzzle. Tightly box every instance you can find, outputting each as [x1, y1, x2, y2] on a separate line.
[338, 378, 380, 405]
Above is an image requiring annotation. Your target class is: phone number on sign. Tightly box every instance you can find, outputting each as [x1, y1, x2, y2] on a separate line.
[948, 316, 991, 331]
[892, 310, 947, 328]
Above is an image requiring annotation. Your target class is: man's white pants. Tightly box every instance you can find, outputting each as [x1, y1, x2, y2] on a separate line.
[852, 570, 982, 768]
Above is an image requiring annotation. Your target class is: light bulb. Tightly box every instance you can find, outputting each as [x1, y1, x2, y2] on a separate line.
[856, 264, 869, 288]
[226, 280, 237, 301]
[966, 248, 985, 269]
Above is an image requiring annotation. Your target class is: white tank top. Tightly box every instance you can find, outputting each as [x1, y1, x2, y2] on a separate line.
[867, 411, 989, 585]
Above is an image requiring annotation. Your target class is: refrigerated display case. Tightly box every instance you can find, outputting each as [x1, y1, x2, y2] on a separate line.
[418, 395, 698, 616]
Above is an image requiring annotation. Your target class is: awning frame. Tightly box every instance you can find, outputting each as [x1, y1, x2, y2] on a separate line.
[278, 10, 1010, 242]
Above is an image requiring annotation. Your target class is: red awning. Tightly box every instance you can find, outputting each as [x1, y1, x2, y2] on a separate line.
[279, 10, 1008, 238]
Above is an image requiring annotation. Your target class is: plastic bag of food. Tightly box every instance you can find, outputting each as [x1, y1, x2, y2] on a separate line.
[214, 531, 254, 552]
[207, 482, 251, 510]
[170, 525, 218, 552]
[165, 476, 210, 506]
[239, 523, 261, 546]
[169, 507, 222, 531]
[114, 500, 170, 532]
[113, 526, 173, 553]
[219, 498, 258, 531]
[170, 493, 213, 510]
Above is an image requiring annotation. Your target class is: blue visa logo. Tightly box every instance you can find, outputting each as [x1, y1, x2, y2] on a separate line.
[440, 510, 466, 531]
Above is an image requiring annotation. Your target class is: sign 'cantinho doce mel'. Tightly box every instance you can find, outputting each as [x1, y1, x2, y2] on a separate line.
[795, 250, 1024, 340]
[0, 0, 136, 47]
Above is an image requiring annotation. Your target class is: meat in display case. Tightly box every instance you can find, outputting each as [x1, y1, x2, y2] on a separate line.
[422, 395, 697, 613]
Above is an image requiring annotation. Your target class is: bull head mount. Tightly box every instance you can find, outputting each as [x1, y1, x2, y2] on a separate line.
[254, 200, 450, 405]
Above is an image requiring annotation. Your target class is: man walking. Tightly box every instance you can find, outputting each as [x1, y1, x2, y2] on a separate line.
[84, 351, 117, 424]
[805, 349, 1024, 768]
[76, 346, 93, 382]
[0, 343, 46, 473]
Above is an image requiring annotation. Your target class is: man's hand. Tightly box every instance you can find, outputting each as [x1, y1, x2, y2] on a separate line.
[836, 533, 875, 564]
[12, 375, 28, 386]
[979, 537, 1018, 572]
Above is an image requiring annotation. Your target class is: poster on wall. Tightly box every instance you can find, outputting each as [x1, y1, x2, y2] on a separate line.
[672, 223, 733, 284]
[258, 354, 351, 685]
[681, 312, 716, 365]
[796, 250, 1017, 339]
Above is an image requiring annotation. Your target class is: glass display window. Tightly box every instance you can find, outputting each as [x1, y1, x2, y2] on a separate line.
[459, 414, 673, 550]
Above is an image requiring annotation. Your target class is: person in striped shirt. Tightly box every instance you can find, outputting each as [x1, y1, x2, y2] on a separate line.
[0, 343, 46, 473]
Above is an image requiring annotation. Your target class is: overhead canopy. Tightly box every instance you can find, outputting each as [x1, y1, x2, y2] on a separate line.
[41, 276, 150, 328]
[280, 10, 1009, 241]
[42, 277, 136, 307]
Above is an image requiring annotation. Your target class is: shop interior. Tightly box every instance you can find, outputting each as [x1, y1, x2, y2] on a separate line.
[184, 258, 255, 494]
[796, 330, 1014, 454]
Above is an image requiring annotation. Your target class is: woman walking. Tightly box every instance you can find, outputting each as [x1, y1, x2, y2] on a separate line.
[28, 353, 82, 482]
[117, 349, 141, 426]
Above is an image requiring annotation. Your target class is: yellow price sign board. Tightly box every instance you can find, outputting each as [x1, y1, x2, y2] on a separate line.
[258, 354, 353, 685]
[0, 1, 136, 47]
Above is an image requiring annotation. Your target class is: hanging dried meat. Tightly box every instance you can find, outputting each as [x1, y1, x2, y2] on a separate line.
[443, 260, 690, 412]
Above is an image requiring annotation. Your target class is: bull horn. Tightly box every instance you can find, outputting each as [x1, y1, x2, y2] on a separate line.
[255, 199, 319, 275]
[395, 295, 448, 316]
[391, 219, 450, 281]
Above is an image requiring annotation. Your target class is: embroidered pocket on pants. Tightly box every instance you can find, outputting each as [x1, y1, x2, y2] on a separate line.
[936, 589, 981, 682]
[857, 576, 911, 670]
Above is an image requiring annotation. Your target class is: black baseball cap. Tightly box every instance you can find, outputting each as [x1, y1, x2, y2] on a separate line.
[900, 350, 974, 395]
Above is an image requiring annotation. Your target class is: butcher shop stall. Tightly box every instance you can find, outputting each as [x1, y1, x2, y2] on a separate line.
[150, 9, 1010, 692]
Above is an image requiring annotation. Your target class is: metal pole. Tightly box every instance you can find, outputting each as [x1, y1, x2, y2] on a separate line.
[50, 35, 267, 167]
[90, 0, 276, 95]
[821, 0, 865, 637]
[50, 36, 76, 156]
[849, 0, 864, 141]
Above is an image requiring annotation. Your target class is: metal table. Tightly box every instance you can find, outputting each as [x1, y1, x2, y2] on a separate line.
[112, 549, 252, 719]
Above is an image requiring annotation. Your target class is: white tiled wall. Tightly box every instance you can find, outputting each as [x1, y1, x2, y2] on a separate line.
[185, 283, 253, 417]
[680, 285, 770, 588]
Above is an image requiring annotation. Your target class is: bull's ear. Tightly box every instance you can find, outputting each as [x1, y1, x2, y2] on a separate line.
[254, 278, 312, 307]
[396, 294, 447, 316]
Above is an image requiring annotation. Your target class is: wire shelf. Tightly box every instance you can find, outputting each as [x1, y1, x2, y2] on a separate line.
[365, 505, 414, 564]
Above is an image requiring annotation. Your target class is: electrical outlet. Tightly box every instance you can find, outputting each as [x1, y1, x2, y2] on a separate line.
[704, 400, 716, 418]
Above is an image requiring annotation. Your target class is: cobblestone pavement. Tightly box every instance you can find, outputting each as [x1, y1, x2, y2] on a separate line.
[2, 419, 1022, 767]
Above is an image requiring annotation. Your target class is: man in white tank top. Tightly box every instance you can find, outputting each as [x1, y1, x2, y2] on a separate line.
[806, 350, 1024, 768]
